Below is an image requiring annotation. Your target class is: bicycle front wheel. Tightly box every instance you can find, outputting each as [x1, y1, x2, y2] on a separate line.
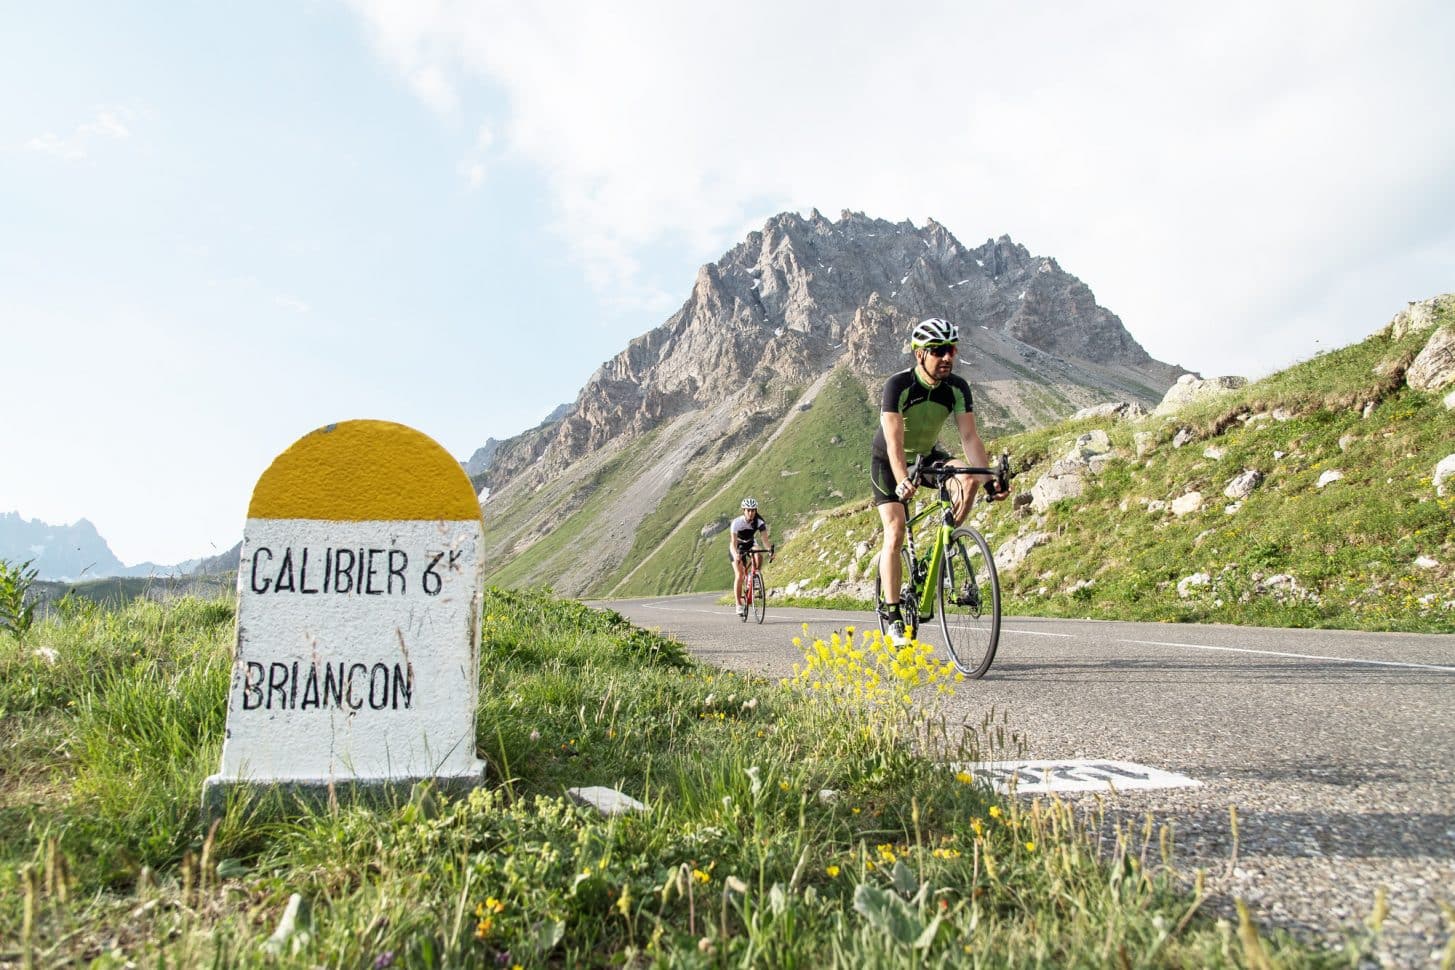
[937, 527, 1000, 678]
[753, 572, 767, 624]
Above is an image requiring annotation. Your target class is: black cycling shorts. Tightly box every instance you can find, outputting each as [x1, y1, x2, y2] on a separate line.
[869, 454, 902, 506]
[870, 446, 953, 506]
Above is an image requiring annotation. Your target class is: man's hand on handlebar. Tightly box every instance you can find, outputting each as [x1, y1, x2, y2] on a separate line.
[895, 478, 917, 501]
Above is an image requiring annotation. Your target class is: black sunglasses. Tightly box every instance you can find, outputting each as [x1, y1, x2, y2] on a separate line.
[923, 344, 958, 358]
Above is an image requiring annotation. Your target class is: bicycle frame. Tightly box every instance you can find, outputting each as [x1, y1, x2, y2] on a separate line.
[739, 546, 773, 623]
[743, 559, 759, 603]
[901, 492, 958, 623]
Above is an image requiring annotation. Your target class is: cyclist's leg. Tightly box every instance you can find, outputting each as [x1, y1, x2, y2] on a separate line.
[732, 551, 747, 605]
[876, 501, 907, 609]
[950, 474, 981, 525]
[871, 454, 906, 609]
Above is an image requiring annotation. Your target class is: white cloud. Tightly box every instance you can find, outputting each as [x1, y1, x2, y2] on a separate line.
[457, 158, 486, 187]
[455, 124, 494, 188]
[343, 0, 1455, 375]
[275, 295, 311, 314]
[25, 106, 133, 160]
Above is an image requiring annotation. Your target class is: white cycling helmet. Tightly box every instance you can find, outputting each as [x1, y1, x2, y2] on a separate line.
[910, 317, 959, 348]
[740, 497, 758, 510]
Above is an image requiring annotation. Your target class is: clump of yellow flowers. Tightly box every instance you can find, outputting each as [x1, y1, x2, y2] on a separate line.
[786, 624, 963, 703]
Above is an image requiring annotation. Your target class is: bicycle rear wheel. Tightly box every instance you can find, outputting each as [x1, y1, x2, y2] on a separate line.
[937, 527, 1000, 678]
[753, 572, 766, 624]
[873, 546, 918, 638]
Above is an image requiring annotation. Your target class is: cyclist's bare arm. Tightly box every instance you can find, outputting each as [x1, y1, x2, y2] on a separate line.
[954, 411, 994, 518]
[880, 412, 915, 499]
[956, 411, 991, 474]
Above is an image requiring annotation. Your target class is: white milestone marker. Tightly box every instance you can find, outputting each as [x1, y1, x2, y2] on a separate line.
[953, 759, 1202, 795]
[204, 420, 487, 811]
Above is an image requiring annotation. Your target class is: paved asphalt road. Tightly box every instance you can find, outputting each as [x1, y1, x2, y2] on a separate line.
[598, 592, 1455, 966]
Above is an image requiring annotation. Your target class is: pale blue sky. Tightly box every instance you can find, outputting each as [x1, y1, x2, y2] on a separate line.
[3, 1, 1452, 566]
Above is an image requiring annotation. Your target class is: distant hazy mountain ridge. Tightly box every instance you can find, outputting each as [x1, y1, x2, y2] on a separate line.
[472, 210, 1190, 596]
[0, 511, 161, 581]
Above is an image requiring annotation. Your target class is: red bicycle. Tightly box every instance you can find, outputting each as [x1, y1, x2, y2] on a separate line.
[739, 546, 775, 624]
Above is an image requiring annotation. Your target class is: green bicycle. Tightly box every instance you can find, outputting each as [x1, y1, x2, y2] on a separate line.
[873, 453, 1013, 679]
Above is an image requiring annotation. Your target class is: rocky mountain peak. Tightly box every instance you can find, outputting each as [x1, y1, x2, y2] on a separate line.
[476, 211, 1186, 491]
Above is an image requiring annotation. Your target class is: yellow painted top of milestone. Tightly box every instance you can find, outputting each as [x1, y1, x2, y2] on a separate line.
[248, 420, 482, 522]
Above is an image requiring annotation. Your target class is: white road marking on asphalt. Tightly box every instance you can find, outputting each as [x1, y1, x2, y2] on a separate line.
[1121, 638, 1455, 673]
[637, 603, 732, 616]
[949, 759, 1201, 794]
[1001, 628, 1077, 638]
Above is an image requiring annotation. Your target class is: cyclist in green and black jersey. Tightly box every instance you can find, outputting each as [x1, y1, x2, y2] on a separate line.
[872, 317, 999, 644]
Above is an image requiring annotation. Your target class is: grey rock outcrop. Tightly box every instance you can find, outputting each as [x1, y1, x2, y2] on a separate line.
[1070, 401, 1146, 422]
[1381, 293, 1455, 340]
[1029, 430, 1117, 512]
[1153, 374, 1248, 416]
[1435, 454, 1455, 497]
[1171, 492, 1205, 517]
[994, 531, 1051, 572]
[1031, 473, 1085, 511]
[1223, 469, 1263, 501]
[1406, 326, 1455, 392]
[1177, 572, 1211, 598]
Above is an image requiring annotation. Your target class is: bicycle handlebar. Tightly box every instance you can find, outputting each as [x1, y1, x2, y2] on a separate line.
[908, 452, 1015, 499]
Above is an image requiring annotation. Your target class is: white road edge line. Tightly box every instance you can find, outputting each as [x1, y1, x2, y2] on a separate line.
[1121, 638, 1455, 673]
[1002, 628, 1078, 638]
[637, 603, 730, 616]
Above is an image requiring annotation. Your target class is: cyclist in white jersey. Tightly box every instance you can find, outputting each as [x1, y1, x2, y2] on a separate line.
[728, 497, 772, 617]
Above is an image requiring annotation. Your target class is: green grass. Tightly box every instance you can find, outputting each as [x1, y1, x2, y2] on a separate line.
[0, 591, 1355, 967]
[769, 324, 1455, 633]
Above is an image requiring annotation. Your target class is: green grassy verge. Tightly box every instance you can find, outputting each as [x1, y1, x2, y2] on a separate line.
[0, 592, 1353, 966]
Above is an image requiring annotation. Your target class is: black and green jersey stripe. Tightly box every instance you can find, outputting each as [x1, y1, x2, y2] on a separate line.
[870, 368, 974, 462]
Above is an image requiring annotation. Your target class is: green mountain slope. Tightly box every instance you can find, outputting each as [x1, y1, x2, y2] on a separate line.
[484, 427, 667, 590]
[604, 368, 877, 596]
[771, 308, 1455, 633]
